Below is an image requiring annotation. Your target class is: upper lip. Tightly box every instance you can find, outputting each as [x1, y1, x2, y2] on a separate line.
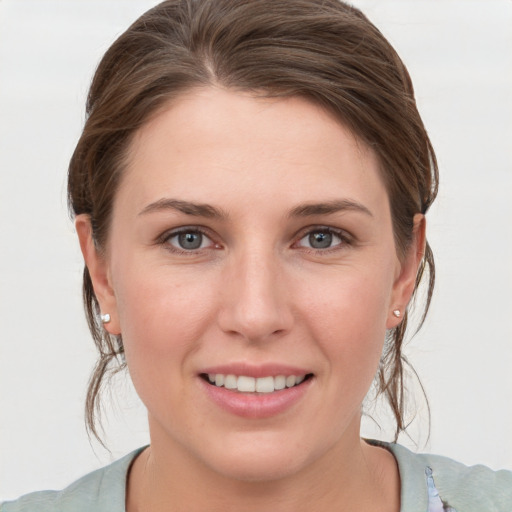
[199, 363, 312, 378]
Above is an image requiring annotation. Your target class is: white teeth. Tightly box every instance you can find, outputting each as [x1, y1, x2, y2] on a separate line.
[206, 373, 308, 393]
[224, 374, 237, 390]
[285, 375, 296, 388]
[274, 375, 286, 390]
[256, 376, 274, 393]
[237, 376, 256, 392]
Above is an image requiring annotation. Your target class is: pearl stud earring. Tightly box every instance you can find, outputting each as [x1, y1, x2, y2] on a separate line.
[392, 309, 401, 318]
[100, 313, 111, 324]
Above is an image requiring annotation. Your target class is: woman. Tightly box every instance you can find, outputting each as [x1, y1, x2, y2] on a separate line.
[2, 0, 511, 511]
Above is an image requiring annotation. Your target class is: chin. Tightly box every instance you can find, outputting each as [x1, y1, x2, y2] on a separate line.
[196, 431, 321, 483]
[211, 453, 307, 483]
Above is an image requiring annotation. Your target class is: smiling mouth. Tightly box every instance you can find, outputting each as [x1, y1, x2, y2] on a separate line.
[200, 373, 314, 393]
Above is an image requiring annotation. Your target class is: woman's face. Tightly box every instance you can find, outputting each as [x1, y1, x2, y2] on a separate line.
[79, 88, 421, 481]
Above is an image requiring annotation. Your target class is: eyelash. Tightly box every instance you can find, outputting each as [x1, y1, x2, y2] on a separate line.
[158, 227, 219, 255]
[293, 226, 353, 253]
[157, 225, 353, 255]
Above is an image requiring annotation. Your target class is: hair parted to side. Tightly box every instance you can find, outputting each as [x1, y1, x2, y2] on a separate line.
[68, 0, 438, 445]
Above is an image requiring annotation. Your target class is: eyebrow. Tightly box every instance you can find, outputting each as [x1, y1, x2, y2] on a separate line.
[289, 199, 373, 218]
[138, 198, 372, 220]
[138, 199, 227, 219]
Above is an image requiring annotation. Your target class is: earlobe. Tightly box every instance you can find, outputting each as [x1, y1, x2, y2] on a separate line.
[387, 214, 426, 329]
[75, 215, 121, 335]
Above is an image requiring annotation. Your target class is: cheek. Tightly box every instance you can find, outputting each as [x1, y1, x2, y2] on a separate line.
[304, 263, 392, 329]
[112, 261, 218, 382]
[300, 268, 392, 377]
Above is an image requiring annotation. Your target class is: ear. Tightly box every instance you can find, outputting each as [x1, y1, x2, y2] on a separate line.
[386, 214, 426, 329]
[75, 214, 121, 335]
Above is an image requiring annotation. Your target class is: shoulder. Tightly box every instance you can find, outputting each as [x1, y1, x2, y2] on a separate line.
[383, 441, 512, 512]
[0, 448, 145, 512]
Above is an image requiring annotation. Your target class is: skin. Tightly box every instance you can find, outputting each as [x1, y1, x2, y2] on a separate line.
[76, 87, 425, 511]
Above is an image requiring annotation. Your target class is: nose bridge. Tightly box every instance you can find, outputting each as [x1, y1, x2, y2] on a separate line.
[218, 243, 292, 342]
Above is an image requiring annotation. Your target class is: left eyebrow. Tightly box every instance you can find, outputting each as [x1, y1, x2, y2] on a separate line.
[288, 199, 373, 218]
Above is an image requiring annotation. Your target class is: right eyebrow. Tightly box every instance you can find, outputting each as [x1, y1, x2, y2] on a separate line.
[138, 198, 228, 219]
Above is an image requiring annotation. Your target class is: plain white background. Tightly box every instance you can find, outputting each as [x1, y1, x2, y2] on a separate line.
[1, 0, 511, 501]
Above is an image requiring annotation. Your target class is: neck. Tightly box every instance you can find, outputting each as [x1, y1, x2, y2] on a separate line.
[127, 423, 400, 512]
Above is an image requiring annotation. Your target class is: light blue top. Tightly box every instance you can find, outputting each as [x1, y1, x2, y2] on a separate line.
[2, 442, 512, 511]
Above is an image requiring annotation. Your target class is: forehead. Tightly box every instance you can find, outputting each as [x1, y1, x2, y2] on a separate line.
[120, 87, 387, 212]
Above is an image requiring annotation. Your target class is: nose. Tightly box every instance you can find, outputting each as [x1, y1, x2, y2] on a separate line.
[217, 249, 294, 343]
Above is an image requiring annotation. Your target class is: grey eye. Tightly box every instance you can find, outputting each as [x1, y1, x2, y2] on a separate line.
[309, 231, 333, 249]
[168, 230, 210, 250]
[178, 232, 203, 249]
[297, 229, 343, 250]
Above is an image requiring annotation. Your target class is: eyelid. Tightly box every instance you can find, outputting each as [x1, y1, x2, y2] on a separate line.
[155, 224, 353, 253]
[293, 225, 354, 250]
[157, 225, 221, 253]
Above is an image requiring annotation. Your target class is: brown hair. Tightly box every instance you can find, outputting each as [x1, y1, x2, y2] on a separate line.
[68, 0, 438, 444]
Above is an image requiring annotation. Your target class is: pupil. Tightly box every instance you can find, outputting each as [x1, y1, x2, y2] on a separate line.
[179, 232, 202, 249]
[309, 231, 332, 249]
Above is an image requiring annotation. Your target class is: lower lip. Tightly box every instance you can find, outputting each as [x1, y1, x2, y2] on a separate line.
[200, 377, 312, 419]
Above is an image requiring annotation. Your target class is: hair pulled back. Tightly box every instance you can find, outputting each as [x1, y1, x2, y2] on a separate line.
[68, 0, 438, 443]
